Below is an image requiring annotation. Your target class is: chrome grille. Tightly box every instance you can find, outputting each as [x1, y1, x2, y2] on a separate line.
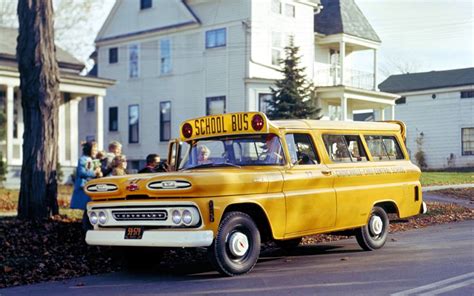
[112, 210, 168, 221]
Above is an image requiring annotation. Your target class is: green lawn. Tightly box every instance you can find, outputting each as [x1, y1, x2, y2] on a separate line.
[421, 172, 474, 186]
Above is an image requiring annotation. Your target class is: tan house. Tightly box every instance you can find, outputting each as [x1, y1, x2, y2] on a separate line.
[0, 27, 114, 188]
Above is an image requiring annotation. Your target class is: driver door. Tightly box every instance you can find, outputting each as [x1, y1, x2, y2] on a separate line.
[283, 132, 336, 236]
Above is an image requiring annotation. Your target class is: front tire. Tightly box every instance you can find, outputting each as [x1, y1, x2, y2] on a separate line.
[355, 206, 389, 251]
[208, 212, 261, 276]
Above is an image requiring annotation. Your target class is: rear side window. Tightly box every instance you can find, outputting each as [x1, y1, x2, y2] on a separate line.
[285, 133, 319, 165]
[323, 135, 368, 162]
[364, 135, 404, 160]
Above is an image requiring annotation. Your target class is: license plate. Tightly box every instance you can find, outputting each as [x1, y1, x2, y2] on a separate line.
[124, 227, 144, 239]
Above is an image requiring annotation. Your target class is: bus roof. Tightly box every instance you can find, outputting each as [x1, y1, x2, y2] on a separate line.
[271, 119, 401, 132]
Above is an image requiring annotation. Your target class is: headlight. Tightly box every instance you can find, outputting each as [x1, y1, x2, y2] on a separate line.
[182, 209, 192, 224]
[171, 210, 182, 224]
[89, 211, 98, 225]
[98, 211, 108, 225]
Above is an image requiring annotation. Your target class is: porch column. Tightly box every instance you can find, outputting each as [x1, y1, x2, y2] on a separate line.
[6, 85, 14, 161]
[340, 96, 348, 121]
[70, 97, 80, 163]
[379, 108, 385, 121]
[58, 98, 65, 164]
[339, 41, 345, 85]
[390, 105, 395, 120]
[373, 49, 378, 91]
[96, 95, 104, 151]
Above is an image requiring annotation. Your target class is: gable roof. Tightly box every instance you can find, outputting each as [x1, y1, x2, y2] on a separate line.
[0, 26, 84, 70]
[379, 68, 474, 93]
[96, 0, 199, 43]
[314, 0, 381, 43]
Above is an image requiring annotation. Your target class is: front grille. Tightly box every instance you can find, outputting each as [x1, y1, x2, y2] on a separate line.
[112, 210, 168, 221]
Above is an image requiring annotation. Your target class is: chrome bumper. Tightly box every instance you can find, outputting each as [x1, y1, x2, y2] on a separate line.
[85, 229, 214, 247]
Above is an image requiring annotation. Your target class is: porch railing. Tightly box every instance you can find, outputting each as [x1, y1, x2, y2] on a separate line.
[314, 66, 375, 90]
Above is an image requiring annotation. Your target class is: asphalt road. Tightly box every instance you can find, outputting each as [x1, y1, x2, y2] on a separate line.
[2, 220, 473, 296]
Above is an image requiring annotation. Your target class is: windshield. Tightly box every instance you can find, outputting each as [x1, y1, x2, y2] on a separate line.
[179, 134, 286, 170]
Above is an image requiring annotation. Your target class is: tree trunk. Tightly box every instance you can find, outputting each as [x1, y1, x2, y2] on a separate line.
[16, 0, 60, 220]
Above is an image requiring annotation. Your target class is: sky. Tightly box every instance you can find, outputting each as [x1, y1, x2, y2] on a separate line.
[355, 0, 474, 80]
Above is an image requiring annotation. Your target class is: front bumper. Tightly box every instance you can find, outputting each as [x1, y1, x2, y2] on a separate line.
[86, 229, 214, 247]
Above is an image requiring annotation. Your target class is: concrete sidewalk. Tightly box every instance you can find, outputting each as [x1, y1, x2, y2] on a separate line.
[422, 183, 474, 192]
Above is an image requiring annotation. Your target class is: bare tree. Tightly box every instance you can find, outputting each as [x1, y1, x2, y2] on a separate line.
[379, 55, 428, 77]
[17, 0, 60, 220]
[2, 0, 107, 63]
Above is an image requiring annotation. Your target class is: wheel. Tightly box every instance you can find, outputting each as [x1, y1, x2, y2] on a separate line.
[356, 206, 389, 251]
[275, 237, 302, 250]
[208, 211, 261, 276]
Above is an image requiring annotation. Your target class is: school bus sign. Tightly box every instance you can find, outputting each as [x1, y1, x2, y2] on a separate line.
[180, 112, 269, 140]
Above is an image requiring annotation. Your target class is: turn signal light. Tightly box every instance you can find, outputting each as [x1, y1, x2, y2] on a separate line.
[252, 114, 264, 131]
[182, 123, 193, 138]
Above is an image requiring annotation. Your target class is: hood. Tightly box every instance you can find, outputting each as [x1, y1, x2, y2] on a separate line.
[85, 167, 284, 200]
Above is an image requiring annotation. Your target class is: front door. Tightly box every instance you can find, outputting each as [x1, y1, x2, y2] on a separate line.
[283, 132, 336, 236]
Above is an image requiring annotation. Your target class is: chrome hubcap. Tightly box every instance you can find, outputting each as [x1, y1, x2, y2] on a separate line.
[369, 216, 383, 235]
[228, 232, 249, 257]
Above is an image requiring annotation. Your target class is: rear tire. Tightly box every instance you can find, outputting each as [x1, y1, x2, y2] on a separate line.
[356, 206, 389, 251]
[208, 211, 261, 276]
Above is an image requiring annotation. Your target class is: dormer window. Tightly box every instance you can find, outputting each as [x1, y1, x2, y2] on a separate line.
[271, 0, 282, 14]
[140, 0, 152, 10]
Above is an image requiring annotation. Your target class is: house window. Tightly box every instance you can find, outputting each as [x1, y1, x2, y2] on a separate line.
[285, 3, 295, 17]
[140, 0, 152, 10]
[271, 0, 281, 14]
[86, 97, 95, 112]
[272, 32, 283, 66]
[129, 44, 139, 78]
[395, 97, 406, 105]
[160, 39, 172, 74]
[160, 101, 171, 142]
[109, 107, 118, 132]
[461, 91, 474, 99]
[258, 93, 272, 114]
[206, 96, 226, 115]
[462, 128, 474, 155]
[109, 47, 118, 64]
[205, 28, 226, 48]
[128, 104, 139, 143]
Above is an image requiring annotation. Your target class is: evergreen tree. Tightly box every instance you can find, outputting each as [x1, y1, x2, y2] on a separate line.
[266, 37, 320, 120]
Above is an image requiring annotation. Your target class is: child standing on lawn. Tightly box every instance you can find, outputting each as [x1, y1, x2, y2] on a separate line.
[70, 141, 102, 230]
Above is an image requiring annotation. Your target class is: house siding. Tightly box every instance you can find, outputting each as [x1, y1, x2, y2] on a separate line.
[396, 88, 474, 169]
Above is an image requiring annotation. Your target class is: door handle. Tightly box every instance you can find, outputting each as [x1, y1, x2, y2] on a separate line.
[322, 170, 332, 176]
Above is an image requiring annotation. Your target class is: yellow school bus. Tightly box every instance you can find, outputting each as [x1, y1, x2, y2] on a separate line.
[85, 112, 426, 276]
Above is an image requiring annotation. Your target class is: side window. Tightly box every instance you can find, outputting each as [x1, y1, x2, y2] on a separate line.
[365, 135, 404, 160]
[323, 134, 367, 163]
[286, 133, 319, 165]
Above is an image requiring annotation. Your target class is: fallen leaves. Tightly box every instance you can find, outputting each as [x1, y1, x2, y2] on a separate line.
[0, 201, 472, 288]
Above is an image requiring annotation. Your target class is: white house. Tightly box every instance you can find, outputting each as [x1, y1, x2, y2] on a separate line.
[90, 0, 399, 170]
[0, 27, 114, 187]
[379, 68, 474, 169]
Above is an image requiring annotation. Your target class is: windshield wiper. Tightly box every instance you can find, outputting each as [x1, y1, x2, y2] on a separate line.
[184, 162, 241, 170]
